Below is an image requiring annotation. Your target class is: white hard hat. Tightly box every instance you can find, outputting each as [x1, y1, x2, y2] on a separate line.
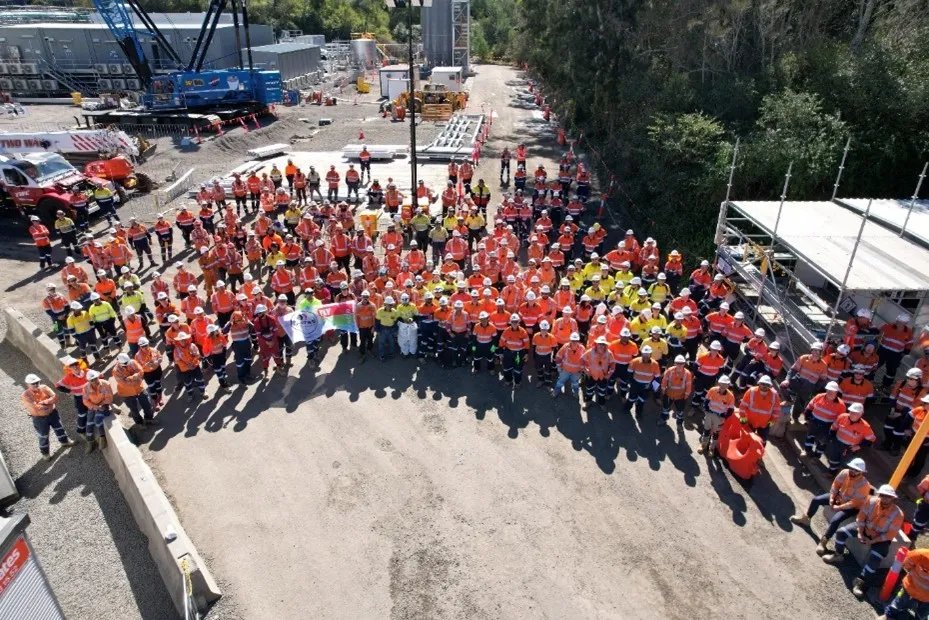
[674, 355, 686, 364]
[734, 311, 744, 320]
[718, 375, 731, 385]
[400, 293, 410, 302]
[70, 301, 83, 310]
[719, 301, 730, 310]
[510, 313, 520, 321]
[849, 403, 865, 414]
[877, 484, 897, 498]
[570, 332, 581, 342]
[837, 344, 851, 355]
[117, 353, 130, 365]
[86, 370, 101, 380]
[525, 291, 536, 301]
[754, 328, 765, 337]
[138, 337, 150, 346]
[847, 458, 866, 473]
[453, 300, 463, 308]
[123, 305, 136, 316]
[757, 375, 773, 386]
[25, 373, 41, 384]
[811, 342, 824, 351]
[385, 296, 396, 305]
[857, 308, 871, 319]
[825, 381, 840, 392]
[89, 292, 100, 301]
[255, 304, 268, 313]
[595, 336, 608, 345]
[479, 311, 489, 319]
[907, 368, 924, 379]
[710, 340, 722, 350]
[770, 341, 781, 350]
[620, 328, 631, 337]
[539, 320, 550, 330]
[207, 324, 219, 333]
[897, 313, 910, 323]
[641, 345, 653, 354]
[157, 292, 168, 300]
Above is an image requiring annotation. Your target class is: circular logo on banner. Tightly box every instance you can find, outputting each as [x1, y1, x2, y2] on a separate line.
[294, 311, 322, 342]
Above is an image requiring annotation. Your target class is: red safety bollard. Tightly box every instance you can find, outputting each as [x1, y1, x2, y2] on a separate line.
[528, 82, 534, 93]
[557, 128, 565, 145]
[214, 121, 224, 136]
[359, 128, 365, 140]
[543, 106, 551, 121]
[193, 126, 202, 144]
[597, 193, 607, 219]
[239, 117, 250, 133]
[251, 114, 260, 130]
[880, 546, 909, 602]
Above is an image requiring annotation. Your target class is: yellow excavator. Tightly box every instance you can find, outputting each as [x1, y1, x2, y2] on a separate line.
[389, 84, 467, 121]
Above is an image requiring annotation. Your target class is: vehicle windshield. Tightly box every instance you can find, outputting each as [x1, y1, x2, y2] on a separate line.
[22, 155, 75, 182]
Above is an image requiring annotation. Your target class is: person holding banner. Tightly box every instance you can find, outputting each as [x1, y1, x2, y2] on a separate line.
[376, 297, 400, 361]
[253, 304, 285, 375]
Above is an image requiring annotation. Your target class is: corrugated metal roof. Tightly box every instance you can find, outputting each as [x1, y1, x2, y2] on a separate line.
[729, 200, 929, 292]
[249, 42, 319, 54]
[3, 22, 234, 30]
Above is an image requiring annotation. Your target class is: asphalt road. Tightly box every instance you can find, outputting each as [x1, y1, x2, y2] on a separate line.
[0, 65, 880, 619]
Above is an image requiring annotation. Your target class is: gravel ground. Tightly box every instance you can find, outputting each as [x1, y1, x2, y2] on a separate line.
[0, 335, 177, 620]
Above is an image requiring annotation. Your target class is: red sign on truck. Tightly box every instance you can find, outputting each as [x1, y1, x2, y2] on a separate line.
[0, 537, 28, 597]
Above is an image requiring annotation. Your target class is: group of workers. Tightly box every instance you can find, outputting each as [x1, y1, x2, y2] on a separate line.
[20, 142, 929, 616]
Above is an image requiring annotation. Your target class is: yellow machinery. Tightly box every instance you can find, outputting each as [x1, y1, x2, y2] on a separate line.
[356, 76, 371, 94]
[392, 83, 467, 121]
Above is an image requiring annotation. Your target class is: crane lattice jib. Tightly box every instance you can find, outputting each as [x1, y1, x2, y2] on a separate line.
[91, 0, 154, 85]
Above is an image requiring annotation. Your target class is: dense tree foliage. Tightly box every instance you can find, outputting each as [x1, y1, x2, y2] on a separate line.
[513, 0, 929, 259]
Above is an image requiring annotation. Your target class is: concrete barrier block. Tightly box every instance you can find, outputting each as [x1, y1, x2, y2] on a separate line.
[3, 306, 221, 616]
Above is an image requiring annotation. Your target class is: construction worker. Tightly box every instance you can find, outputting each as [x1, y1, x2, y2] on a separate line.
[352, 290, 377, 363]
[785, 341, 828, 422]
[887, 368, 927, 455]
[499, 314, 530, 388]
[175, 206, 195, 246]
[28, 215, 53, 269]
[224, 310, 254, 383]
[293, 168, 307, 206]
[122, 305, 147, 356]
[791, 457, 869, 553]
[88, 291, 119, 352]
[307, 165, 322, 200]
[738, 375, 781, 443]
[358, 146, 372, 183]
[203, 324, 231, 389]
[54, 209, 78, 257]
[698, 375, 735, 455]
[877, 313, 914, 389]
[822, 484, 904, 599]
[173, 332, 207, 401]
[22, 373, 72, 460]
[67, 300, 101, 363]
[93, 184, 120, 226]
[396, 293, 419, 357]
[53, 356, 88, 437]
[42, 283, 71, 348]
[153, 213, 174, 263]
[801, 381, 846, 459]
[112, 353, 153, 425]
[376, 297, 400, 361]
[211, 280, 236, 328]
[582, 336, 615, 406]
[531, 320, 557, 385]
[692, 340, 726, 409]
[269, 163, 283, 189]
[81, 369, 112, 452]
[608, 328, 638, 397]
[553, 332, 585, 398]
[345, 164, 361, 201]
[471, 311, 497, 372]
[881, 547, 929, 619]
[826, 403, 876, 474]
[660, 355, 693, 424]
[326, 165, 340, 202]
[253, 304, 284, 374]
[133, 337, 164, 410]
[626, 346, 661, 416]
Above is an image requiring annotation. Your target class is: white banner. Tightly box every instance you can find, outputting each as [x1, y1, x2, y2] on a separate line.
[280, 309, 324, 344]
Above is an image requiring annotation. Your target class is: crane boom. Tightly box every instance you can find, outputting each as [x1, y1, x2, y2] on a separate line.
[91, 0, 154, 86]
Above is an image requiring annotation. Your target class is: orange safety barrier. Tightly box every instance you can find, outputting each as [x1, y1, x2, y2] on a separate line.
[880, 547, 909, 602]
[717, 416, 765, 480]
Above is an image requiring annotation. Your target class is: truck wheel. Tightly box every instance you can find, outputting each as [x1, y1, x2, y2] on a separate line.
[37, 198, 61, 228]
[134, 172, 154, 193]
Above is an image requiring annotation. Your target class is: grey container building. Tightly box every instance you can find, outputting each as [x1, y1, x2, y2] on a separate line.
[421, 0, 469, 72]
[0, 13, 273, 96]
[245, 43, 321, 81]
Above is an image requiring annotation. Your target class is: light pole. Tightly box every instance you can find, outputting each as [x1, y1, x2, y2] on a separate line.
[386, 0, 431, 195]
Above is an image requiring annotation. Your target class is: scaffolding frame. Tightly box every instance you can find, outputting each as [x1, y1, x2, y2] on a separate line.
[451, 0, 469, 70]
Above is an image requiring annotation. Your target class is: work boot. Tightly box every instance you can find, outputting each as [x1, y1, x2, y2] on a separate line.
[60, 438, 74, 447]
[851, 577, 866, 598]
[815, 537, 830, 556]
[97, 435, 107, 450]
[85, 439, 95, 454]
[41, 453, 52, 462]
[789, 514, 810, 527]
[821, 551, 844, 565]
[697, 438, 709, 455]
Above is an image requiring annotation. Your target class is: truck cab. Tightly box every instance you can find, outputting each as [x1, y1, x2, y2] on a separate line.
[0, 153, 118, 226]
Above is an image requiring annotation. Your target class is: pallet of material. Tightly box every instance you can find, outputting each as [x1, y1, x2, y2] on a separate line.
[246, 144, 290, 159]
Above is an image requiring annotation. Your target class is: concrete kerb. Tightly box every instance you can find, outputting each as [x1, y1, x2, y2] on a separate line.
[2, 306, 221, 616]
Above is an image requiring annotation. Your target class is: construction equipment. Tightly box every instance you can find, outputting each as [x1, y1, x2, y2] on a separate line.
[387, 83, 467, 122]
[85, 0, 282, 126]
[0, 153, 120, 225]
[84, 156, 154, 194]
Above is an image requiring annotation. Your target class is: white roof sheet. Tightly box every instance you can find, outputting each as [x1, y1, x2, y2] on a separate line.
[836, 198, 929, 247]
[729, 200, 929, 292]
